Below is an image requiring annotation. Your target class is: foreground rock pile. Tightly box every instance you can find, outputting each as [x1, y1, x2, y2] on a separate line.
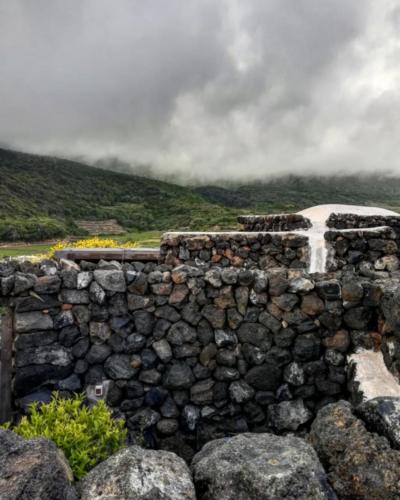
[78, 446, 196, 500]
[310, 400, 400, 499]
[191, 433, 335, 500]
[0, 430, 76, 500]
[3, 398, 400, 499]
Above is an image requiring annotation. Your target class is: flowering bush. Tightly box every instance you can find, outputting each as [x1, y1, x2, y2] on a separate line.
[49, 237, 138, 258]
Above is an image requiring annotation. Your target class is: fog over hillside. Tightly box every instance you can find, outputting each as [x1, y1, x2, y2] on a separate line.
[1, 1, 400, 182]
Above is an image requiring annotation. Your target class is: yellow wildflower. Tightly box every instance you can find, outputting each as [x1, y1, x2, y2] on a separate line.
[48, 237, 138, 259]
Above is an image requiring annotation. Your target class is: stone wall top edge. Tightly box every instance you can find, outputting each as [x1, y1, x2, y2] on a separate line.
[160, 231, 309, 237]
[328, 212, 400, 219]
[0, 256, 340, 280]
[237, 214, 309, 220]
[324, 226, 395, 237]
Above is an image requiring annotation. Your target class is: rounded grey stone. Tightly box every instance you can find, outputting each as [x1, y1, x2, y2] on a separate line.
[191, 433, 335, 500]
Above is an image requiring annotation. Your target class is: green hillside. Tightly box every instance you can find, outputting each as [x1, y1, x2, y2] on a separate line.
[1, 148, 400, 242]
[0, 148, 241, 241]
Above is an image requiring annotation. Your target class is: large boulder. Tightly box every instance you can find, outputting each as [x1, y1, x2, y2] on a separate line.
[309, 400, 400, 499]
[0, 429, 76, 500]
[191, 433, 335, 500]
[78, 446, 195, 499]
[356, 396, 400, 449]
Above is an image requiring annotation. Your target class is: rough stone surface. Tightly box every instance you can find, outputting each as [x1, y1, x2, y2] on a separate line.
[77, 271, 93, 290]
[356, 397, 400, 449]
[78, 446, 195, 500]
[89, 281, 106, 305]
[268, 399, 313, 431]
[229, 380, 255, 403]
[153, 339, 173, 363]
[16, 345, 72, 368]
[191, 433, 335, 500]
[283, 362, 305, 386]
[104, 354, 137, 379]
[0, 430, 76, 500]
[14, 311, 53, 333]
[60, 289, 90, 304]
[309, 400, 400, 499]
[93, 270, 126, 292]
[245, 364, 282, 391]
[164, 363, 195, 389]
[89, 321, 112, 344]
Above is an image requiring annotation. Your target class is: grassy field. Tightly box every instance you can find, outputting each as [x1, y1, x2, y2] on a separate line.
[116, 230, 162, 247]
[0, 243, 52, 259]
[0, 231, 163, 259]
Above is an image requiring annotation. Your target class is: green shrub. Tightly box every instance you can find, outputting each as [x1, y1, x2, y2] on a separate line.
[4, 393, 127, 479]
[0, 217, 69, 242]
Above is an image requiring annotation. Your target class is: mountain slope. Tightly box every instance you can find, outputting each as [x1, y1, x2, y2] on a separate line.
[1, 147, 400, 241]
[0, 148, 241, 240]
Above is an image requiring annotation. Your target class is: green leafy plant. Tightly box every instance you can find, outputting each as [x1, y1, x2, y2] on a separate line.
[4, 393, 127, 479]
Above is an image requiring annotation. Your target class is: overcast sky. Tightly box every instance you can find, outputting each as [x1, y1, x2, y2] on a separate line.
[1, 0, 400, 183]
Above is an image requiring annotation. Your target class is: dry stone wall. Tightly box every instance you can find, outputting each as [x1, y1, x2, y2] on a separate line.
[238, 214, 311, 232]
[327, 213, 400, 231]
[0, 256, 391, 458]
[160, 232, 309, 271]
[325, 227, 399, 273]
[326, 213, 400, 274]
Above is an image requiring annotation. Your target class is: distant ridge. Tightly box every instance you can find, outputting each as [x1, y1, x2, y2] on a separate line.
[195, 174, 400, 212]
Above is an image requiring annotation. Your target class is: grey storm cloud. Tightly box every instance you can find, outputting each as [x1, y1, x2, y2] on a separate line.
[0, 0, 399, 183]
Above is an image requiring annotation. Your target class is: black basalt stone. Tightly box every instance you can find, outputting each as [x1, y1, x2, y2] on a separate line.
[86, 344, 112, 364]
[59, 325, 81, 347]
[126, 380, 144, 399]
[145, 387, 169, 407]
[72, 338, 90, 359]
[133, 310, 155, 336]
[237, 323, 271, 348]
[163, 363, 195, 390]
[14, 364, 73, 396]
[344, 306, 372, 330]
[126, 333, 146, 353]
[315, 280, 341, 300]
[293, 334, 320, 362]
[244, 363, 282, 391]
